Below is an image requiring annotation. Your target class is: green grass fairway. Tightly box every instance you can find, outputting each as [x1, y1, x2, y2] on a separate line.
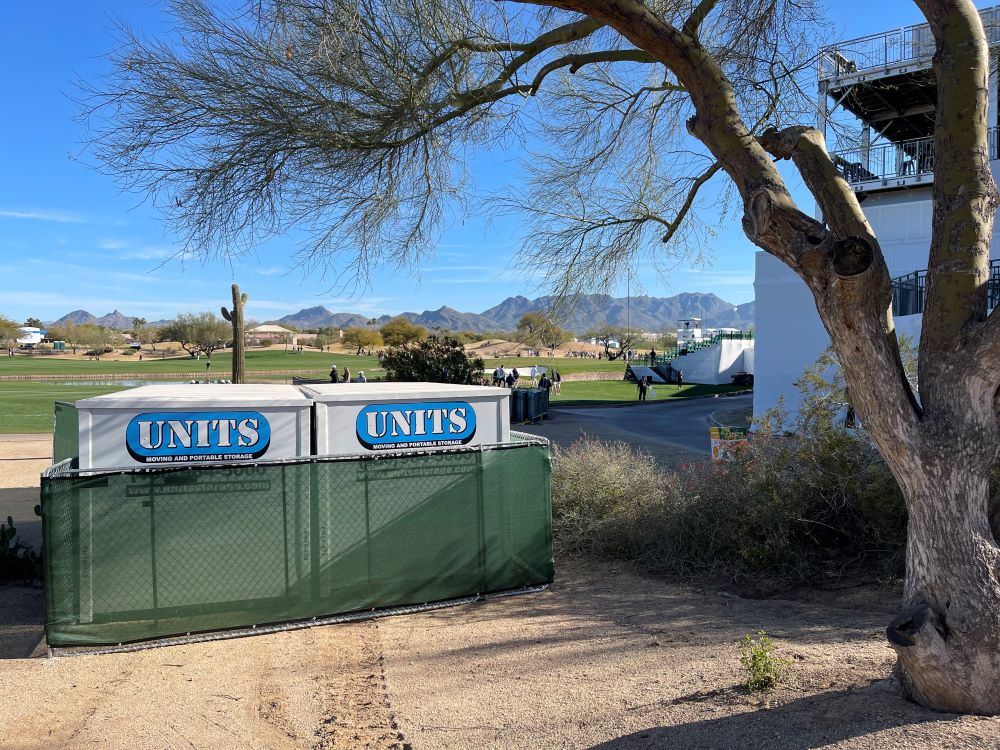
[480, 357, 628, 376]
[0, 350, 379, 377]
[551, 380, 750, 407]
[0, 382, 132, 433]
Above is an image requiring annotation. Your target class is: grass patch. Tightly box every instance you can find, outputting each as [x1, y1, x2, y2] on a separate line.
[553, 380, 749, 406]
[0, 382, 131, 433]
[0, 350, 379, 376]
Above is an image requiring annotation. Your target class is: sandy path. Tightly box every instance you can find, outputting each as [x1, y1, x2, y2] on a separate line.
[3, 438, 1000, 748]
[0, 439, 407, 750]
[378, 565, 1000, 749]
[0, 618, 408, 750]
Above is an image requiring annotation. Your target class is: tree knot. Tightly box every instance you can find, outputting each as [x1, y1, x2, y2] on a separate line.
[741, 189, 776, 241]
[831, 236, 874, 277]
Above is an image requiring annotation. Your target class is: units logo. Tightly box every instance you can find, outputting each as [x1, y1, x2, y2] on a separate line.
[356, 402, 476, 450]
[125, 411, 271, 463]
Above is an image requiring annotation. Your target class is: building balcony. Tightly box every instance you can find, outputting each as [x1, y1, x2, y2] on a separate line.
[829, 128, 1000, 193]
[892, 260, 1000, 317]
[819, 6, 1000, 85]
[818, 7, 1000, 143]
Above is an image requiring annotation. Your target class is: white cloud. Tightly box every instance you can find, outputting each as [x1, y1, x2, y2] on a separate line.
[116, 246, 179, 261]
[680, 269, 755, 286]
[97, 238, 130, 250]
[257, 266, 286, 276]
[424, 265, 498, 273]
[0, 208, 87, 224]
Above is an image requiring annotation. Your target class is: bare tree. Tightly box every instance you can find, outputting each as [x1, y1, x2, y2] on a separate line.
[85, 0, 1000, 712]
[585, 322, 632, 361]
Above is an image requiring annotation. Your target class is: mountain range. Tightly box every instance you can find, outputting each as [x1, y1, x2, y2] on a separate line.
[46, 292, 754, 334]
[278, 292, 754, 333]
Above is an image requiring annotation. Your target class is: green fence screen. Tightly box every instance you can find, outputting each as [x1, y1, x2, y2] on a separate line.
[53, 401, 78, 465]
[41, 437, 553, 646]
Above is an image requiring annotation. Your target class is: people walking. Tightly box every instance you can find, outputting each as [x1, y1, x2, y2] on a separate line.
[343, 365, 351, 383]
[206, 360, 211, 372]
[357, 370, 367, 383]
[552, 370, 561, 395]
[330, 363, 339, 383]
[648, 348, 656, 367]
[538, 372, 553, 393]
[676, 369, 684, 388]
[637, 375, 649, 401]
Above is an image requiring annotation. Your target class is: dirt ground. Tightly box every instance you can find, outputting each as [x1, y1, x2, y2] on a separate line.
[3, 438, 1000, 749]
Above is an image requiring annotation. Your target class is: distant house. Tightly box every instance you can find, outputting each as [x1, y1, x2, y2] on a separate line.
[16, 326, 46, 348]
[247, 324, 295, 345]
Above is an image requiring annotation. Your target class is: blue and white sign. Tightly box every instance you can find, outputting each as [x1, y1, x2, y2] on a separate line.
[356, 401, 477, 450]
[125, 411, 271, 463]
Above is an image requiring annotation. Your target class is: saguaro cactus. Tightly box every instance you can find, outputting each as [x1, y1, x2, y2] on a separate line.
[221, 284, 248, 384]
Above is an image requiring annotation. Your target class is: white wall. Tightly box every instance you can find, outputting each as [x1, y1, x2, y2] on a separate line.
[753, 252, 829, 419]
[670, 338, 754, 385]
[753, 174, 1000, 424]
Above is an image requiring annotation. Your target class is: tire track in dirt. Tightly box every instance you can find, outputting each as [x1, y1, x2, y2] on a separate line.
[314, 621, 411, 750]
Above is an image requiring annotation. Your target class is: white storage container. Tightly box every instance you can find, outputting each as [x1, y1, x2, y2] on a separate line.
[299, 382, 510, 456]
[74, 384, 313, 470]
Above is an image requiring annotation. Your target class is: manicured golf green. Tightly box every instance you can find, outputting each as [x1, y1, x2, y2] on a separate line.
[0, 350, 378, 376]
[550, 380, 749, 407]
[1, 382, 131, 433]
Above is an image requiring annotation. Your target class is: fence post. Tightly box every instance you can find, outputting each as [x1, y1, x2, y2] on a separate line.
[477, 449, 487, 594]
[310, 461, 320, 604]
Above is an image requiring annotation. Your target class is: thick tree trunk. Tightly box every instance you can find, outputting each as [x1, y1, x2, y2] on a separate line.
[537, 0, 1000, 713]
[888, 456, 1000, 712]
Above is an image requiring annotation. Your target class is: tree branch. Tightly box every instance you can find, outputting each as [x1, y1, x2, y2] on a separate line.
[660, 161, 720, 243]
[528, 49, 663, 95]
[912, 0, 1000, 410]
[682, 0, 722, 38]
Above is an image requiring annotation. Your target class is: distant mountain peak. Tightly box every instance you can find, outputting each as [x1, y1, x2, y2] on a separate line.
[46, 291, 754, 337]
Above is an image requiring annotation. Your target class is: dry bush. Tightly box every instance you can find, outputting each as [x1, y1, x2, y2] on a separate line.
[550, 429, 907, 585]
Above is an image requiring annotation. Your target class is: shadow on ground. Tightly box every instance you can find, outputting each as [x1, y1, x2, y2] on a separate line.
[585, 680, 950, 750]
[0, 586, 45, 658]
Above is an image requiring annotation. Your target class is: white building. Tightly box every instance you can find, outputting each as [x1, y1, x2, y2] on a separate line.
[16, 326, 46, 348]
[754, 7, 1000, 421]
[677, 318, 703, 349]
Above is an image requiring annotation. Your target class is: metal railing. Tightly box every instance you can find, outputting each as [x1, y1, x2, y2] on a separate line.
[892, 259, 1000, 317]
[830, 128, 1000, 187]
[640, 330, 754, 370]
[819, 6, 1000, 80]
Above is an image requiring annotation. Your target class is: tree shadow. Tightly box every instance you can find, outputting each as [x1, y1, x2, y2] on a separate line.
[586, 680, 948, 750]
[0, 482, 46, 658]
[0, 585, 46, 658]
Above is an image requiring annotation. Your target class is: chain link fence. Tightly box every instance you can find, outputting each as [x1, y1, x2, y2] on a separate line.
[41, 433, 553, 647]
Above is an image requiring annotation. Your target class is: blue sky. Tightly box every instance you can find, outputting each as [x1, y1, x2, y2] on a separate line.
[0, 1, 941, 324]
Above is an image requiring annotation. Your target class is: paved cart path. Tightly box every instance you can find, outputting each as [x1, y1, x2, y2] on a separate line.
[518, 393, 752, 465]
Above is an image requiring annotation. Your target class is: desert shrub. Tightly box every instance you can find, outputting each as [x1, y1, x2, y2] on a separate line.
[550, 346, 911, 584]
[260, 338, 273, 347]
[740, 631, 790, 691]
[551, 428, 906, 583]
[550, 437, 670, 560]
